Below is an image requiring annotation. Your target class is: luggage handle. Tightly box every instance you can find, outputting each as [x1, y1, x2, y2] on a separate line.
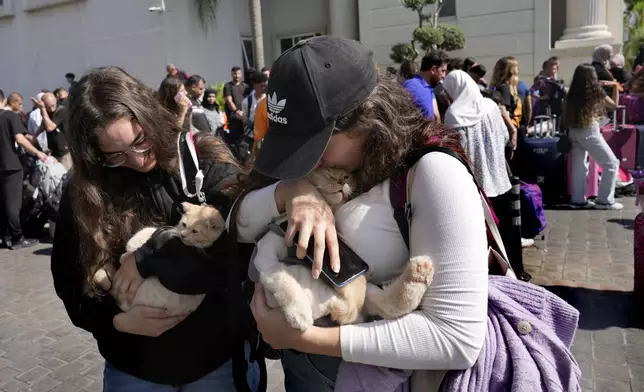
[612, 105, 627, 131]
[532, 115, 556, 138]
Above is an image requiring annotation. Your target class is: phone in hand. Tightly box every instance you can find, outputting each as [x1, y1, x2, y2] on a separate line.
[174, 91, 191, 107]
[269, 221, 369, 288]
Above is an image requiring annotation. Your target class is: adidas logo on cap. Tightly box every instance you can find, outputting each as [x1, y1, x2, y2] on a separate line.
[267, 92, 288, 124]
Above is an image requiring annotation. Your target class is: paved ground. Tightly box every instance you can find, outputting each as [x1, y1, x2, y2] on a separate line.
[0, 197, 642, 392]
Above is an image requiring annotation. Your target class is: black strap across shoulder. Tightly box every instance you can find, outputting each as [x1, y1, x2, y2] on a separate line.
[390, 147, 475, 248]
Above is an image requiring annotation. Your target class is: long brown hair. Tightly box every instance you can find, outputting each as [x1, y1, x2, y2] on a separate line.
[66, 67, 238, 293]
[329, 74, 464, 193]
[157, 77, 184, 116]
[490, 56, 519, 98]
[562, 64, 606, 129]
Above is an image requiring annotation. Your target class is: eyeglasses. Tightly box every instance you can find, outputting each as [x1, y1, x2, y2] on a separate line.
[102, 135, 153, 167]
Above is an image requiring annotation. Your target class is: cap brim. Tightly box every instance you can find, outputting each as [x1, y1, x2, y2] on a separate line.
[255, 121, 335, 180]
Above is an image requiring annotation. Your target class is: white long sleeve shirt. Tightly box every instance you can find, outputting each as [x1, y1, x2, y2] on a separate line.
[235, 153, 489, 390]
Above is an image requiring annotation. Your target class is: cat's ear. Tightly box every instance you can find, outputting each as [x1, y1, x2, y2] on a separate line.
[181, 202, 195, 213]
[208, 212, 224, 229]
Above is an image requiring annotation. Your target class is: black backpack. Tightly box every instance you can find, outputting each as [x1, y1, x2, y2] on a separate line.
[545, 79, 567, 116]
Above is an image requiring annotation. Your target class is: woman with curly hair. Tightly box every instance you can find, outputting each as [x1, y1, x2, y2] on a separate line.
[51, 67, 261, 391]
[238, 36, 489, 392]
[563, 64, 621, 210]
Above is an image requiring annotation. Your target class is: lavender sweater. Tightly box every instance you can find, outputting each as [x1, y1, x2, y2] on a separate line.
[335, 276, 582, 392]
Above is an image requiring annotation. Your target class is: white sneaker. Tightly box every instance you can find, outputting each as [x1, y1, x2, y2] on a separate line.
[570, 201, 595, 209]
[594, 202, 624, 210]
[521, 238, 535, 248]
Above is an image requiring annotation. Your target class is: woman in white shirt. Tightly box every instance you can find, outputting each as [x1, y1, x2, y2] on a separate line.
[231, 37, 488, 392]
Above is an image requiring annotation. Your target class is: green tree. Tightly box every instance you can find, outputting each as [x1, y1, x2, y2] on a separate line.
[390, 0, 466, 64]
[624, 0, 644, 68]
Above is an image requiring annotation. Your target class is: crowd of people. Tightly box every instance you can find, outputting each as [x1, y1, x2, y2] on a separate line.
[0, 75, 74, 249]
[1, 34, 641, 391]
[389, 44, 637, 214]
[162, 63, 271, 164]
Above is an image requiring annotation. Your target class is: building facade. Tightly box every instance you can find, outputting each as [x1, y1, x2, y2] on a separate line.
[0, 0, 625, 100]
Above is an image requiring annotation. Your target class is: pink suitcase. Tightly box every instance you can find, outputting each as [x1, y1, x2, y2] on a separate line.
[601, 106, 638, 171]
[619, 94, 644, 125]
[567, 155, 599, 199]
[635, 212, 644, 301]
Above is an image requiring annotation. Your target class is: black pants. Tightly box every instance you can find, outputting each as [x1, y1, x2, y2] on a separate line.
[489, 190, 525, 275]
[0, 169, 23, 240]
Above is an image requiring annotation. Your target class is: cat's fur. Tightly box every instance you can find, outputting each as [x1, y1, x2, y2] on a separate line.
[257, 167, 434, 331]
[93, 202, 226, 316]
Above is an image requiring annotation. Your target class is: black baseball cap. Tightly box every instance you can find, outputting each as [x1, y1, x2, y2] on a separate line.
[255, 36, 377, 180]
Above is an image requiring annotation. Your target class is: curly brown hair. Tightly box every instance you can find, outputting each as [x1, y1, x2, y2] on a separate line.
[66, 67, 239, 294]
[562, 64, 606, 129]
[331, 74, 464, 193]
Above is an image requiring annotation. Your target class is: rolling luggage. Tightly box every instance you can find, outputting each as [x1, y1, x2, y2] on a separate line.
[619, 94, 644, 125]
[513, 115, 568, 206]
[520, 181, 548, 239]
[636, 125, 644, 170]
[567, 155, 599, 199]
[601, 106, 638, 171]
[635, 212, 644, 302]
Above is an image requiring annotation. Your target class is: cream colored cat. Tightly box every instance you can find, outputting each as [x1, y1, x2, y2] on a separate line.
[256, 167, 434, 331]
[93, 202, 226, 316]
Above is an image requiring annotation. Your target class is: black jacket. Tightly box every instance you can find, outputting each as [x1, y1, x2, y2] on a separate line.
[51, 158, 249, 385]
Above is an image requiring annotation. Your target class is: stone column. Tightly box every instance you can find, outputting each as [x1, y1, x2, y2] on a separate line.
[555, 0, 613, 49]
[328, 0, 358, 39]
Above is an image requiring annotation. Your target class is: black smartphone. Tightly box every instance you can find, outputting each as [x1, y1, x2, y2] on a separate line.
[269, 221, 369, 288]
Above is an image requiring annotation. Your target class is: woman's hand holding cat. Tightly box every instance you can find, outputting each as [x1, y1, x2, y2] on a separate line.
[251, 283, 341, 356]
[250, 283, 305, 349]
[112, 253, 144, 307]
[275, 179, 340, 279]
[113, 306, 188, 337]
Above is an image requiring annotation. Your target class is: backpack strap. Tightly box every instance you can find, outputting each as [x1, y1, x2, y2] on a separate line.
[177, 130, 206, 204]
[390, 146, 500, 248]
[227, 190, 268, 392]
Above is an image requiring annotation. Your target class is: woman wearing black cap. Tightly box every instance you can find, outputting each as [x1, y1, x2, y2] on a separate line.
[231, 36, 489, 391]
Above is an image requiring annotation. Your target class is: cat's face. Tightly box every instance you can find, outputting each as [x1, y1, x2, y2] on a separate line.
[307, 167, 354, 208]
[177, 203, 226, 247]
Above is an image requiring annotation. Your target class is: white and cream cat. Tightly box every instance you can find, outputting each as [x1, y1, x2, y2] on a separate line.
[257, 168, 434, 331]
[93, 202, 226, 316]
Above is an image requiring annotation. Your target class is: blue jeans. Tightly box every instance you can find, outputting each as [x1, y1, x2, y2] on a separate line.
[103, 344, 260, 391]
[281, 349, 342, 392]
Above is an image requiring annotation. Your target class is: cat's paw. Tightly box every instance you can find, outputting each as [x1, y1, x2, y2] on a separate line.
[406, 256, 434, 286]
[283, 304, 314, 331]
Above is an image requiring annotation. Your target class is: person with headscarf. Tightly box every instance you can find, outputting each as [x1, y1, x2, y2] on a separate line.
[443, 70, 511, 198]
[610, 53, 631, 85]
[592, 44, 621, 99]
[202, 88, 226, 135]
[443, 70, 519, 265]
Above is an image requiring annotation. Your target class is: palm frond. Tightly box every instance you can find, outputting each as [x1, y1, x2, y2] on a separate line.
[194, 0, 219, 31]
